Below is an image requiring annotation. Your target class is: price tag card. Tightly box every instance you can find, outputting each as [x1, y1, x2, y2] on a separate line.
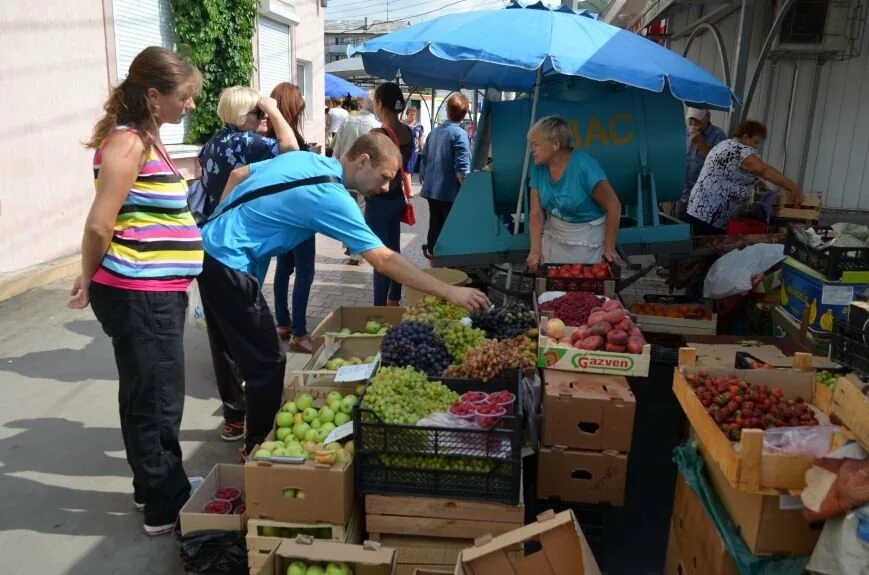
[821, 285, 854, 306]
[334, 353, 381, 382]
[323, 421, 353, 444]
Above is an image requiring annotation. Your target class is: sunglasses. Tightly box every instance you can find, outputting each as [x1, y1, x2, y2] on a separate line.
[250, 107, 266, 120]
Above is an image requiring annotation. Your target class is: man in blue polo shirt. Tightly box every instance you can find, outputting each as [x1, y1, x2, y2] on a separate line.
[675, 107, 727, 220]
[198, 132, 490, 454]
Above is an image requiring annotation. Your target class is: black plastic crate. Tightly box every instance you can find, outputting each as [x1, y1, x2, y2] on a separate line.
[785, 225, 869, 281]
[830, 319, 869, 375]
[353, 371, 523, 504]
[541, 262, 619, 295]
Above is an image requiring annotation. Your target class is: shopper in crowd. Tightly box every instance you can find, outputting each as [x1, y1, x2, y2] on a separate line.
[674, 107, 727, 219]
[268, 82, 317, 353]
[69, 47, 203, 536]
[685, 120, 804, 235]
[404, 106, 425, 173]
[419, 93, 471, 259]
[525, 115, 622, 269]
[349, 99, 360, 115]
[328, 98, 349, 144]
[198, 133, 490, 456]
[198, 86, 298, 218]
[332, 91, 381, 265]
[196, 86, 298, 443]
[367, 83, 414, 306]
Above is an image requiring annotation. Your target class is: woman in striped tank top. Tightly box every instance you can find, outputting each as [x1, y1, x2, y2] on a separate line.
[69, 47, 203, 536]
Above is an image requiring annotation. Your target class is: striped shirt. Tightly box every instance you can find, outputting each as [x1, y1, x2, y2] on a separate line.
[91, 128, 204, 291]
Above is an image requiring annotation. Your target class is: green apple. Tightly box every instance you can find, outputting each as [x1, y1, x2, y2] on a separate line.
[292, 422, 310, 441]
[293, 412, 305, 425]
[286, 444, 304, 457]
[326, 391, 343, 405]
[318, 406, 335, 423]
[326, 562, 348, 575]
[311, 419, 323, 430]
[281, 401, 298, 414]
[306, 565, 325, 575]
[348, 357, 362, 365]
[320, 422, 336, 435]
[314, 428, 329, 443]
[276, 427, 292, 441]
[378, 327, 388, 334]
[276, 412, 294, 428]
[325, 359, 342, 371]
[254, 448, 272, 459]
[287, 561, 307, 575]
[333, 412, 350, 426]
[364, 356, 376, 364]
[304, 428, 318, 441]
[340, 395, 357, 414]
[365, 320, 381, 334]
[262, 526, 280, 537]
[328, 400, 342, 413]
[324, 442, 341, 452]
[260, 441, 279, 451]
[302, 407, 318, 423]
[339, 328, 352, 335]
[282, 487, 297, 499]
[343, 440, 354, 455]
[335, 448, 351, 464]
[296, 394, 314, 411]
[272, 447, 289, 457]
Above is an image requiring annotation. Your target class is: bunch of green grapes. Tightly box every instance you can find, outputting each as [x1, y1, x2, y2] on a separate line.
[444, 335, 538, 381]
[404, 295, 469, 323]
[361, 366, 460, 425]
[380, 454, 499, 473]
[434, 321, 488, 361]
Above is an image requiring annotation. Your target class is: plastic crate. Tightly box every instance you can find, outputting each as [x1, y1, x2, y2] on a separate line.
[353, 371, 523, 504]
[541, 262, 618, 295]
[830, 320, 869, 375]
[785, 225, 869, 282]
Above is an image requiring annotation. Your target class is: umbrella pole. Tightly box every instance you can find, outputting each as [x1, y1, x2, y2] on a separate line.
[505, 68, 543, 297]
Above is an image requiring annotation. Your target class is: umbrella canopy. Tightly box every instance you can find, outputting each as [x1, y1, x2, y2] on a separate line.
[350, 1, 736, 109]
[325, 73, 367, 99]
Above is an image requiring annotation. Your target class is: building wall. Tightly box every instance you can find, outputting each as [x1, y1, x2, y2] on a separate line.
[0, 1, 109, 274]
[667, 2, 869, 211]
[294, 0, 326, 144]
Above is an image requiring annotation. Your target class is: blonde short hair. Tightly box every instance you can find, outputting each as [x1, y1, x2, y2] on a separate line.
[528, 116, 572, 150]
[217, 86, 260, 127]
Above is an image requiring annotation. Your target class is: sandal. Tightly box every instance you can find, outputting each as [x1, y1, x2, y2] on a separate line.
[289, 335, 313, 354]
[276, 326, 291, 341]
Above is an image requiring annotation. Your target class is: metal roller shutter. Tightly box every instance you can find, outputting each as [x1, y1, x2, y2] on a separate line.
[258, 17, 291, 97]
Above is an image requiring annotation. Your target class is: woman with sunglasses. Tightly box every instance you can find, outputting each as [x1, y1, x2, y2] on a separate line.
[198, 86, 298, 219]
[197, 86, 298, 443]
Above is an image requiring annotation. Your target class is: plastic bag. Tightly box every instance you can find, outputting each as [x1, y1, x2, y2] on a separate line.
[703, 243, 786, 299]
[178, 530, 247, 574]
[186, 281, 207, 332]
[763, 425, 840, 457]
[801, 442, 869, 522]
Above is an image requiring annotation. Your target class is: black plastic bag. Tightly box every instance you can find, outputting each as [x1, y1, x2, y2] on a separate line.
[178, 530, 247, 574]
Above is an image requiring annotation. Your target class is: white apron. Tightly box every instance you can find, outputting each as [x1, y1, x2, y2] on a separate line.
[542, 214, 606, 265]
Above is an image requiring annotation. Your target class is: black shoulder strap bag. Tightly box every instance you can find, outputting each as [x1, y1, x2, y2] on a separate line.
[203, 175, 343, 226]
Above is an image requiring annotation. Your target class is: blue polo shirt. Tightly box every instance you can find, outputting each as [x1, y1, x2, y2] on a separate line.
[530, 149, 607, 224]
[201, 152, 384, 275]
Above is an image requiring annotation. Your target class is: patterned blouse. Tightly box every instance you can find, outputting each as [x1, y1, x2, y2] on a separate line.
[687, 139, 758, 230]
[198, 125, 280, 217]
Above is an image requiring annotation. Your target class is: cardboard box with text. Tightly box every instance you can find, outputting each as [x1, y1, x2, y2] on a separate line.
[537, 447, 627, 506]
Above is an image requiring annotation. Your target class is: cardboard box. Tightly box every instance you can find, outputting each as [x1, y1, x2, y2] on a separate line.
[455, 509, 601, 575]
[781, 257, 868, 333]
[536, 448, 627, 506]
[832, 374, 869, 450]
[245, 458, 353, 525]
[412, 570, 452, 575]
[312, 306, 405, 346]
[255, 537, 397, 575]
[701, 446, 820, 556]
[179, 463, 245, 536]
[666, 475, 738, 575]
[542, 371, 635, 452]
[287, 337, 382, 406]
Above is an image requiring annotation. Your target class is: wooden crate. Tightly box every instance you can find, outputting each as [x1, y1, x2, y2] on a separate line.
[675, 348, 842, 495]
[630, 302, 717, 336]
[832, 374, 869, 450]
[246, 506, 363, 573]
[365, 495, 524, 540]
[755, 190, 822, 222]
[371, 535, 473, 575]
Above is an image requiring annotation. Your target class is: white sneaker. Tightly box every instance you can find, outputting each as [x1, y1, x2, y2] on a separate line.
[144, 522, 175, 536]
[136, 476, 203, 516]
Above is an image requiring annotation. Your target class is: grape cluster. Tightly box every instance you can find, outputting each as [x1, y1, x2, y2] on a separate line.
[361, 366, 460, 425]
[404, 296, 469, 323]
[434, 321, 488, 361]
[444, 336, 538, 381]
[380, 453, 508, 473]
[381, 321, 452, 376]
[471, 303, 537, 340]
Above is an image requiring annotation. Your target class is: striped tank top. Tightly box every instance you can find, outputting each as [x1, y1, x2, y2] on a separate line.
[91, 128, 204, 291]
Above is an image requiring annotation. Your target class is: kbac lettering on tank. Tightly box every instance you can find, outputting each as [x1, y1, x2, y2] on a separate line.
[567, 114, 634, 148]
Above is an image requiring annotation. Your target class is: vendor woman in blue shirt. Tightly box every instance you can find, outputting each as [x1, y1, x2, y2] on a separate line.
[199, 133, 490, 455]
[526, 116, 622, 271]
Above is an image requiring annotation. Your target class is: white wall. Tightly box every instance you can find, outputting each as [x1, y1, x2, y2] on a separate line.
[668, 2, 869, 211]
[292, 0, 326, 147]
[0, 1, 109, 274]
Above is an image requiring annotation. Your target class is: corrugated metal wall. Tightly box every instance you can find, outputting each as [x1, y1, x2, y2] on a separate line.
[667, 2, 869, 211]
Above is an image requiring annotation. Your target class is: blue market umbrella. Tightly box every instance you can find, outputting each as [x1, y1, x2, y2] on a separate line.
[325, 73, 367, 99]
[350, 1, 736, 109]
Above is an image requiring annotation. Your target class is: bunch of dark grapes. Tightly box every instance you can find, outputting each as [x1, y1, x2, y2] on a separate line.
[380, 321, 452, 377]
[471, 302, 537, 340]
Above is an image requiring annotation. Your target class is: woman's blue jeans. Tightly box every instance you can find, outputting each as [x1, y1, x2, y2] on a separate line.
[365, 194, 404, 305]
[273, 236, 316, 336]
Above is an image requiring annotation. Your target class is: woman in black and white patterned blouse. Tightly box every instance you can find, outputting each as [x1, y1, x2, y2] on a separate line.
[685, 120, 804, 235]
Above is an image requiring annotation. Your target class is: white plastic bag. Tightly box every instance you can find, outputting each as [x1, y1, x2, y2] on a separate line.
[186, 281, 208, 332]
[703, 243, 785, 299]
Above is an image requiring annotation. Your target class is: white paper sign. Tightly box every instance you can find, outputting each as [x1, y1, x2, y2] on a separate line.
[323, 421, 353, 444]
[821, 285, 854, 306]
[334, 353, 381, 382]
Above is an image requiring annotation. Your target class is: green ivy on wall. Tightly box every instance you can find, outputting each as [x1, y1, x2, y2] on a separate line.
[170, 0, 258, 144]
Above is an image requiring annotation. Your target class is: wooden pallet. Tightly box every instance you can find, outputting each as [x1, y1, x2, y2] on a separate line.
[365, 495, 524, 540]
[831, 374, 869, 450]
